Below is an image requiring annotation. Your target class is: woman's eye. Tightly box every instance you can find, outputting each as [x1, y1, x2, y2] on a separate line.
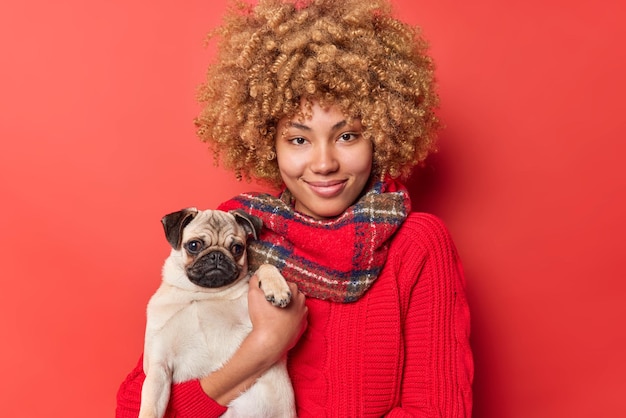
[290, 137, 307, 145]
[231, 243, 244, 256]
[339, 132, 358, 142]
[186, 240, 203, 254]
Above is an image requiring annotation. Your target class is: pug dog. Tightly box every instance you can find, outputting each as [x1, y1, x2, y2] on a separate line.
[138, 208, 296, 418]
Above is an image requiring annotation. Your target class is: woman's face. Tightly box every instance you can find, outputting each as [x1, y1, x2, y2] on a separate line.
[275, 101, 373, 219]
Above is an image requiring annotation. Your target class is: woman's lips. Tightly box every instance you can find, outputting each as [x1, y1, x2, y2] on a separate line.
[305, 180, 347, 198]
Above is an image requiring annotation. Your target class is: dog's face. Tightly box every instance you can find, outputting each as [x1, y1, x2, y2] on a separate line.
[160, 208, 262, 290]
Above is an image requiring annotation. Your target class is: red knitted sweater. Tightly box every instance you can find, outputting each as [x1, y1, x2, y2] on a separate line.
[116, 212, 473, 417]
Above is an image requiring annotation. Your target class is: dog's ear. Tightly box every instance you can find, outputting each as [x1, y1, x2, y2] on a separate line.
[230, 209, 263, 241]
[161, 208, 198, 249]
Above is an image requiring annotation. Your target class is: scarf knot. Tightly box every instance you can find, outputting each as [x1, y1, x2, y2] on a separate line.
[219, 179, 411, 302]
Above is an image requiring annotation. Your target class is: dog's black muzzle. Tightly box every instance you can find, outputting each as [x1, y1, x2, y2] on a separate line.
[186, 250, 240, 288]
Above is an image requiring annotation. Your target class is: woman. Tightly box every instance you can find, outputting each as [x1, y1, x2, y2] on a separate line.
[117, 0, 473, 416]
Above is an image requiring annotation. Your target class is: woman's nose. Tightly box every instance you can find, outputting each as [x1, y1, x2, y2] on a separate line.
[310, 144, 339, 174]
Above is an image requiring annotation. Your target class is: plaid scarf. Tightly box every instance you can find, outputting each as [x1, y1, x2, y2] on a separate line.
[219, 178, 411, 302]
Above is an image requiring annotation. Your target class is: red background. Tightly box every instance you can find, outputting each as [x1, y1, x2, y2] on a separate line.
[1, 0, 625, 416]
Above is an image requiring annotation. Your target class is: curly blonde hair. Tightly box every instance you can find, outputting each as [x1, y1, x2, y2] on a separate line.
[195, 0, 440, 189]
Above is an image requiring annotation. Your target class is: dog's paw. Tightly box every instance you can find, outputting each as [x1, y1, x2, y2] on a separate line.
[265, 289, 292, 308]
[256, 264, 292, 308]
[264, 293, 291, 308]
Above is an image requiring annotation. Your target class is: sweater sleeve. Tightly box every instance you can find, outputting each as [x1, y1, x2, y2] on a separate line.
[386, 213, 473, 417]
[115, 355, 228, 418]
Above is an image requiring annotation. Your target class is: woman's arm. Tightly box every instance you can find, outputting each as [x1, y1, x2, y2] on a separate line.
[199, 276, 308, 406]
[386, 213, 474, 417]
[116, 361, 229, 418]
[115, 276, 307, 418]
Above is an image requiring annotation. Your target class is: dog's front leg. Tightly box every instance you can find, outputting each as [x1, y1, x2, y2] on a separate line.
[139, 361, 172, 418]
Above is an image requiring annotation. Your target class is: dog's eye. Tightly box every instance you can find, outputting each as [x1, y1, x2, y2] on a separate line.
[231, 243, 244, 257]
[185, 240, 203, 254]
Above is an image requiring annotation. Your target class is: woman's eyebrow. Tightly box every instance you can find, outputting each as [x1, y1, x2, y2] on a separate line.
[331, 120, 347, 131]
[287, 121, 311, 131]
[287, 120, 348, 131]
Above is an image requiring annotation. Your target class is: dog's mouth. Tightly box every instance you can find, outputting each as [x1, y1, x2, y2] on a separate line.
[185, 250, 241, 288]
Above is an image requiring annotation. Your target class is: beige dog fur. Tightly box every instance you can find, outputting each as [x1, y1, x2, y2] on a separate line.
[138, 208, 295, 418]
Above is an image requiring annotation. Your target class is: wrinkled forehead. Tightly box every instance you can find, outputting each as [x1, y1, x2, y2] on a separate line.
[183, 211, 243, 244]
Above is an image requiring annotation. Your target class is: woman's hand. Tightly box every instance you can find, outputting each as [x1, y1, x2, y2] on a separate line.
[247, 274, 308, 360]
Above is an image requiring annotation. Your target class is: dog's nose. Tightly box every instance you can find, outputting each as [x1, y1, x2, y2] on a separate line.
[208, 251, 225, 264]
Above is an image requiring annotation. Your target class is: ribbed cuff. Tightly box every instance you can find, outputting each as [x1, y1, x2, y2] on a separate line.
[170, 379, 228, 418]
